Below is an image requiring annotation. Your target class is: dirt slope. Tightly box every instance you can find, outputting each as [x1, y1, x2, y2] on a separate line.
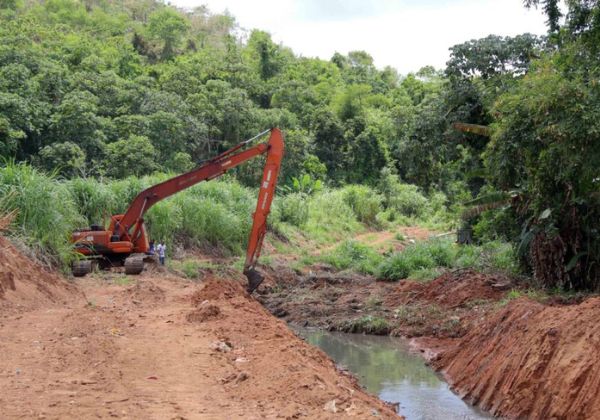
[432, 297, 600, 419]
[0, 236, 82, 313]
[0, 253, 398, 418]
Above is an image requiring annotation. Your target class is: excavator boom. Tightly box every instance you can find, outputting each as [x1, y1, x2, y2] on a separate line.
[71, 128, 284, 292]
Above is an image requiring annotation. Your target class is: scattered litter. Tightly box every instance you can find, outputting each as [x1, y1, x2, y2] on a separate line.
[235, 372, 249, 383]
[109, 328, 122, 336]
[324, 399, 337, 413]
[210, 341, 232, 353]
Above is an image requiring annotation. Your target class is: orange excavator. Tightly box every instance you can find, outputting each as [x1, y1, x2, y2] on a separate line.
[71, 128, 284, 293]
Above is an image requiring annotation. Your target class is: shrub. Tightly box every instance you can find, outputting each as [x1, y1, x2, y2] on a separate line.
[377, 239, 456, 281]
[377, 252, 413, 280]
[454, 241, 518, 273]
[145, 200, 183, 247]
[276, 192, 309, 227]
[377, 168, 429, 218]
[321, 240, 382, 274]
[305, 189, 361, 242]
[341, 185, 383, 226]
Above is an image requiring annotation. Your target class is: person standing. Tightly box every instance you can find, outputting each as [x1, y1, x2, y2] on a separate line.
[157, 241, 166, 265]
[148, 239, 155, 255]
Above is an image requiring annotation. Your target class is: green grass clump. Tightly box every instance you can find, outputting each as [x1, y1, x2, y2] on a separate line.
[341, 315, 390, 335]
[377, 239, 455, 281]
[454, 241, 519, 274]
[378, 238, 520, 282]
[321, 240, 383, 274]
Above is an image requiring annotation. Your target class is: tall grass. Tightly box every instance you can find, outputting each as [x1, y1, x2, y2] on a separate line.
[303, 189, 362, 243]
[0, 163, 83, 265]
[0, 163, 464, 271]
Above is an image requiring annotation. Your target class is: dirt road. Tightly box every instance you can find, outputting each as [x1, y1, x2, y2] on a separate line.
[0, 236, 398, 419]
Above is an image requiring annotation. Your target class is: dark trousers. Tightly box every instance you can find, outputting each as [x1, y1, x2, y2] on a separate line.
[159, 256, 165, 265]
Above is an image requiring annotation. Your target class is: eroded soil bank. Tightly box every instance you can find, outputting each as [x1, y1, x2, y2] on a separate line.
[0, 236, 398, 418]
[259, 264, 600, 419]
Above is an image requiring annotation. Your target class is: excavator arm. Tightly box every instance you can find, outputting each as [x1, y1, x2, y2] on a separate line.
[242, 131, 284, 292]
[76, 128, 284, 292]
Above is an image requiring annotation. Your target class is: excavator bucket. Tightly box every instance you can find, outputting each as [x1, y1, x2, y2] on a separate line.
[244, 267, 264, 293]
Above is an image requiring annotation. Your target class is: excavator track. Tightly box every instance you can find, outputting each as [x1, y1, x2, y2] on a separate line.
[124, 256, 144, 275]
[72, 260, 92, 277]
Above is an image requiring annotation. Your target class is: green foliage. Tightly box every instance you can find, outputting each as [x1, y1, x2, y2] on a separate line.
[4, 0, 598, 292]
[38, 142, 86, 177]
[0, 162, 82, 265]
[377, 169, 429, 218]
[446, 34, 545, 80]
[168, 259, 203, 279]
[321, 240, 383, 275]
[377, 238, 518, 281]
[148, 8, 190, 59]
[487, 51, 600, 289]
[341, 185, 383, 226]
[283, 174, 323, 195]
[377, 240, 450, 281]
[341, 315, 390, 335]
[167, 152, 194, 173]
[66, 177, 116, 225]
[104, 135, 157, 178]
[304, 189, 362, 243]
[275, 192, 309, 227]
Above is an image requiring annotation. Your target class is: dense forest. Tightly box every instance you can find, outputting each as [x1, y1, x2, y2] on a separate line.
[0, 0, 599, 290]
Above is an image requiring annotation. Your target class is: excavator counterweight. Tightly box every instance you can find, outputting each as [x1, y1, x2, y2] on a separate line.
[71, 128, 284, 293]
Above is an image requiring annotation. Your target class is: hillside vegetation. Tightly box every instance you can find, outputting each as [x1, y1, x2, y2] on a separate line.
[1, 0, 599, 290]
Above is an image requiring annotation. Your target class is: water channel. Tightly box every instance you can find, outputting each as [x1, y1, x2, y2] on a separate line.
[295, 328, 491, 420]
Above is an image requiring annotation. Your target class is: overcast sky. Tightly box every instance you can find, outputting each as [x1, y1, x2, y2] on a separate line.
[171, 0, 548, 74]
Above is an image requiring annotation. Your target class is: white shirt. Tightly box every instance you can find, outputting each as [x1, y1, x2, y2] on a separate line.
[157, 244, 166, 257]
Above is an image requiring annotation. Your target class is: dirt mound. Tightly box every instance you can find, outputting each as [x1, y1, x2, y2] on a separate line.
[386, 269, 510, 309]
[124, 280, 166, 303]
[190, 277, 247, 303]
[433, 296, 600, 419]
[186, 304, 223, 323]
[0, 236, 82, 313]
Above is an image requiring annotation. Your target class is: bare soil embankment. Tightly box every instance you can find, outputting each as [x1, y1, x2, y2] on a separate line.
[0, 235, 83, 313]
[0, 236, 398, 418]
[432, 296, 600, 419]
[260, 263, 600, 419]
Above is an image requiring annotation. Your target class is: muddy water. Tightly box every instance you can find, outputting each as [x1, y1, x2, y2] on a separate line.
[296, 329, 491, 420]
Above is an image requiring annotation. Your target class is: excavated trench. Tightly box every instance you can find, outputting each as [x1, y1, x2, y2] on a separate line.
[260, 264, 600, 419]
[295, 328, 491, 419]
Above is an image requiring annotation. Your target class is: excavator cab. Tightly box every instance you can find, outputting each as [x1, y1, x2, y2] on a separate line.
[70, 128, 284, 293]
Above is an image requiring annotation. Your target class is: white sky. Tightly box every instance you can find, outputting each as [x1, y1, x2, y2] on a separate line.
[171, 0, 549, 74]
